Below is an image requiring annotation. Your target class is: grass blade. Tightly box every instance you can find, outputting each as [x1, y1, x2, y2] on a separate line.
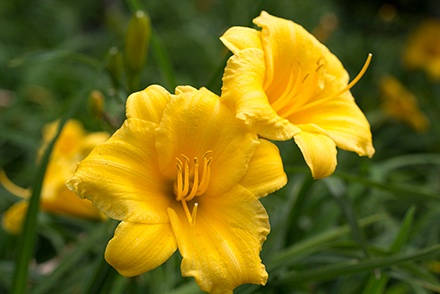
[274, 244, 440, 287]
[389, 206, 416, 254]
[267, 213, 386, 271]
[362, 274, 389, 294]
[325, 177, 372, 259]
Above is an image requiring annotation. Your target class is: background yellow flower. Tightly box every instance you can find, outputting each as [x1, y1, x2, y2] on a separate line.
[1, 120, 107, 235]
[380, 75, 430, 132]
[403, 19, 440, 81]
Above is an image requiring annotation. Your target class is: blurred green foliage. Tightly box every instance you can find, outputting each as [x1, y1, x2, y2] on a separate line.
[1, 0, 440, 293]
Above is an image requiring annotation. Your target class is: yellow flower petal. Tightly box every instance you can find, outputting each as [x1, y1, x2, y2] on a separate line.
[221, 48, 300, 140]
[126, 84, 171, 124]
[155, 86, 259, 196]
[239, 139, 287, 198]
[286, 91, 375, 157]
[253, 11, 297, 89]
[220, 26, 262, 54]
[168, 184, 269, 294]
[2, 201, 28, 235]
[105, 221, 177, 277]
[293, 125, 337, 179]
[41, 187, 104, 220]
[66, 118, 171, 223]
[80, 132, 110, 157]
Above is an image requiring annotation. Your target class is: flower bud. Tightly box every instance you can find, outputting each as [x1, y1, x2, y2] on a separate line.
[106, 47, 123, 90]
[88, 90, 105, 119]
[125, 10, 151, 91]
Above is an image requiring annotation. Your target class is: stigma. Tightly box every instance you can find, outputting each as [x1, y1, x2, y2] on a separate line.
[174, 151, 213, 226]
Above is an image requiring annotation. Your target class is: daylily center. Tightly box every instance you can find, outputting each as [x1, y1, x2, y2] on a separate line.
[271, 53, 372, 119]
[174, 150, 213, 226]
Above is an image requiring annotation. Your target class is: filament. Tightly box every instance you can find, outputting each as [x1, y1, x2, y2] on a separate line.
[174, 151, 213, 226]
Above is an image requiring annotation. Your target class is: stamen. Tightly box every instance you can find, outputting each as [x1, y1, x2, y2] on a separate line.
[280, 53, 372, 117]
[197, 157, 212, 195]
[0, 169, 31, 199]
[181, 155, 190, 197]
[175, 162, 183, 201]
[174, 152, 212, 226]
[271, 64, 296, 112]
[185, 158, 199, 201]
[281, 65, 322, 117]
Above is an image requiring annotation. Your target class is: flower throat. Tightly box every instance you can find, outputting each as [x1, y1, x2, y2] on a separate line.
[174, 151, 212, 226]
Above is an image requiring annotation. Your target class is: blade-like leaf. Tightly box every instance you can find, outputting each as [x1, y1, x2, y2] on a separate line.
[274, 244, 440, 287]
[389, 206, 416, 254]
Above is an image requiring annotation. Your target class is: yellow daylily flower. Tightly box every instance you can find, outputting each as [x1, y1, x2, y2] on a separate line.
[1, 120, 108, 235]
[220, 11, 375, 179]
[403, 19, 440, 81]
[380, 76, 430, 132]
[66, 85, 287, 293]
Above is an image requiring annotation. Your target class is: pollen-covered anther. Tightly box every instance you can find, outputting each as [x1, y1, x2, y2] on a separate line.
[174, 151, 213, 225]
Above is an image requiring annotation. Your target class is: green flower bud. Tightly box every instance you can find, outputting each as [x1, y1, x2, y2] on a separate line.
[88, 90, 105, 119]
[125, 10, 151, 91]
[106, 47, 123, 90]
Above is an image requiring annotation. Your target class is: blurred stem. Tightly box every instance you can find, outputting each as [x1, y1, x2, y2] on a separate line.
[126, 0, 142, 12]
[150, 30, 177, 91]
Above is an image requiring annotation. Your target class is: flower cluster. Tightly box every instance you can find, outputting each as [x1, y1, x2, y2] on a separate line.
[66, 12, 374, 294]
[1, 120, 108, 234]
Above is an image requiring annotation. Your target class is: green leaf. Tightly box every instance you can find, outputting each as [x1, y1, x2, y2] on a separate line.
[267, 213, 387, 271]
[325, 177, 372, 259]
[389, 206, 416, 254]
[274, 244, 440, 287]
[362, 273, 389, 294]
[389, 270, 440, 292]
[332, 171, 440, 202]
